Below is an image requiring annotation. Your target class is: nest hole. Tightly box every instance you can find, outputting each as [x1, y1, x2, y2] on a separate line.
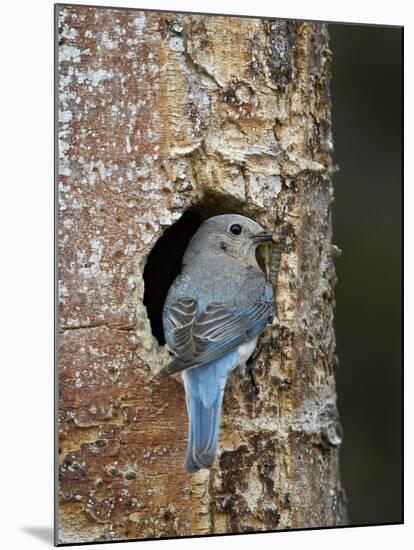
[143, 194, 259, 345]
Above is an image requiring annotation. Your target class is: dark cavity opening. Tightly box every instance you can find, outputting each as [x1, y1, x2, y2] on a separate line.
[143, 210, 201, 345]
[143, 193, 260, 345]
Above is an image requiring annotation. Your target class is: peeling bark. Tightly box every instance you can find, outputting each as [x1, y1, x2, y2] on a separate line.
[57, 5, 346, 544]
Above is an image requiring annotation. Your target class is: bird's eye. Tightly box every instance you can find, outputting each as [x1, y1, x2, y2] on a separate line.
[230, 224, 242, 235]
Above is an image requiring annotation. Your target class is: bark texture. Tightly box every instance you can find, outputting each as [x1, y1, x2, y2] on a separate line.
[57, 5, 346, 544]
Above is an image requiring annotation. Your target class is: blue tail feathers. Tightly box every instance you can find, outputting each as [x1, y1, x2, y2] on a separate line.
[182, 352, 237, 472]
[185, 390, 224, 472]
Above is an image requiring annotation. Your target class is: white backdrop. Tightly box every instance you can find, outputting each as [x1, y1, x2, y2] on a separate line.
[0, 1, 409, 549]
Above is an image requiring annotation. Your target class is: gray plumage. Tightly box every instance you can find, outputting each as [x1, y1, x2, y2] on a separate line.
[159, 214, 277, 472]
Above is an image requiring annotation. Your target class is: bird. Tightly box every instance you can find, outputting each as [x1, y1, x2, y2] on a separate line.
[157, 214, 280, 472]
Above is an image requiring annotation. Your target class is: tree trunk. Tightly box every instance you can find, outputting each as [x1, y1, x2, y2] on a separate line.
[57, 5, 347, 544]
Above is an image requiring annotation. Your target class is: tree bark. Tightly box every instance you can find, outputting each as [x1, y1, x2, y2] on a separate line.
[57, 5, 347, 544]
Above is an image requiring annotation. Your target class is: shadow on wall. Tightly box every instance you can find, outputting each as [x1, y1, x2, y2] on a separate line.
[329, 23, 402, 525]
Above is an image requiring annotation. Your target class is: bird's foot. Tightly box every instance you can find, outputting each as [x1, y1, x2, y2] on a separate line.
[246, 348, 262, 394]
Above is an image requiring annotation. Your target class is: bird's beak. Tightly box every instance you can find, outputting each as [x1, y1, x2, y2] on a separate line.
[251, 231, 281, 244]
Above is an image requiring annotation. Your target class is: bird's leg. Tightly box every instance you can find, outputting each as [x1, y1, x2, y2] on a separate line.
[246, 348, 262, 393]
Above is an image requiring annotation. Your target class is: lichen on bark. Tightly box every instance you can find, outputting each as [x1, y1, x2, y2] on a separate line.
[57, 5, 346, 544]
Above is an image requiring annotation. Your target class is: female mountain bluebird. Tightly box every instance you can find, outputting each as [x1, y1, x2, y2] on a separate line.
[158, 214, 279, 472]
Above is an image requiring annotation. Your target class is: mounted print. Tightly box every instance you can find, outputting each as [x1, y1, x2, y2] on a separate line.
[56, 3, 403, 545]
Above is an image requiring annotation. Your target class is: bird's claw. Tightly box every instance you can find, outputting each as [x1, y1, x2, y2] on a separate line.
[246, 348, 262, 393]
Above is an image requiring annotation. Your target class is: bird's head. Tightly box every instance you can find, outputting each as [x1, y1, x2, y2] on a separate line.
[186, 214, 281, 268]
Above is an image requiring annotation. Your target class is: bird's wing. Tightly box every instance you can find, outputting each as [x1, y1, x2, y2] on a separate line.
[163, 298, 198, 361]
[159, 288, 274, 378]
